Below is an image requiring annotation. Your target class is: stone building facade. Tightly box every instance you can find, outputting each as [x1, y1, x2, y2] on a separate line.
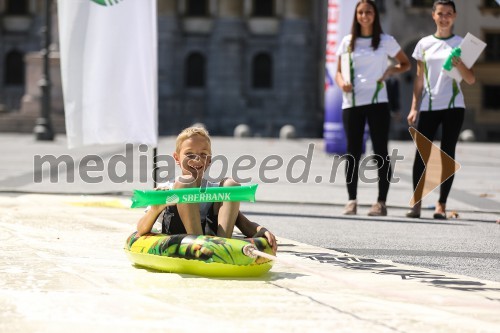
[0, 0, 44, 112]
[0, 0, 326, 138]
[0, 0, 65, 132]
[0, 0, 499, 140]
[156, 0, 325, 137]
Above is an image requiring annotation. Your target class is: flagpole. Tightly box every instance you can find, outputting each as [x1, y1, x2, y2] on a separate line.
[34, 0, 55, 141]
[153, 147, 158, 188]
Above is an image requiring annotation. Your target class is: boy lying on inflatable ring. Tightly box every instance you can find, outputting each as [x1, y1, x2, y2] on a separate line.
[136, 126, 278, 255]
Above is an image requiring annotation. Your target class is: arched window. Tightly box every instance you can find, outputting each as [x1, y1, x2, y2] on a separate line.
[185, 52, 206, 88]
[252, 53, 272, 89]
[6, 0, 29, 15]
[485, 0, 500, 8]
[4, 50, 25, 86]
[411, 0, 434, 7]
[485, 32, 500, 61]
[483, 85, 500, 110]
[186, 0, 208, 17]
[253, 0, 274, 17]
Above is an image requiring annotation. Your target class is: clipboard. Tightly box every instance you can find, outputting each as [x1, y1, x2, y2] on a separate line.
[444, 33, 487, 82]
[340, 53, 353, 102]
[340, 53, 351, 84]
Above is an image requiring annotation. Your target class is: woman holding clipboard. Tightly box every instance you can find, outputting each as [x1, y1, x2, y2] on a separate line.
[406, 0, 477, 219]
[335, 0, 410, 216]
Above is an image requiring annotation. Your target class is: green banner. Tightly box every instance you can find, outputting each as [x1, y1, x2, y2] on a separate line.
[131, 184, 258, 208]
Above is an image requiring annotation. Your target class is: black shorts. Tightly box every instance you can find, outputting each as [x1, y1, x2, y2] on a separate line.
[161, 204, 219, 236]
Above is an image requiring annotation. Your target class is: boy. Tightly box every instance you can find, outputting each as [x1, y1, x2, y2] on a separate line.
[136, 126, 277, 254]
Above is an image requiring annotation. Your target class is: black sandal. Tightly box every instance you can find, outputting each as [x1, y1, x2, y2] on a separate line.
[433, 212, 447, 220]
[433, 202, 447, 220]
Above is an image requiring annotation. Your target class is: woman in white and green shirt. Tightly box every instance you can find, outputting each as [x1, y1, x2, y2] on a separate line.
[406, 0, 476, 219]
[335, 0, 410, 216]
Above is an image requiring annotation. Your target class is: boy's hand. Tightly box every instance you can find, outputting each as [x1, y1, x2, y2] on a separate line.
[254, 227, 278, 255]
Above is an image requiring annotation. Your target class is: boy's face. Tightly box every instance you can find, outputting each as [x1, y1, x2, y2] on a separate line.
[173, 134, 211, 180]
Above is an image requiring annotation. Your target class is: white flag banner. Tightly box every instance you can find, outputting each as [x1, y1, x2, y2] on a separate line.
[58, 0, 158, 149]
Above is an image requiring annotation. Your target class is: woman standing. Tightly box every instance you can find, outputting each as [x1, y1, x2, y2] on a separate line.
[336, 0, 410, 216]
[406, 0, 475, 219]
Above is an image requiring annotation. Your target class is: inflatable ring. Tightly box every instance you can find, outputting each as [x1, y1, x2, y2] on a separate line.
[124, 232, 274, 277]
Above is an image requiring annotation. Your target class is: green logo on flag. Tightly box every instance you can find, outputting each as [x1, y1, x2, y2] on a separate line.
[91, 0, 123, 6]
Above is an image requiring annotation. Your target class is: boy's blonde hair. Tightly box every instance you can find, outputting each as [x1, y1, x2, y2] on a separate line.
[175, 126, 212, 153]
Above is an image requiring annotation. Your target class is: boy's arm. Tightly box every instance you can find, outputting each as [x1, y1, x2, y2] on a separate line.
[235, 212, 277, 254]
[136, 204, 166, 236]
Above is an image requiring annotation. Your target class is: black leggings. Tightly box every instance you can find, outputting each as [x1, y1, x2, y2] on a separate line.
[412, 108, 464, 204]
[342, 103, 391, 202]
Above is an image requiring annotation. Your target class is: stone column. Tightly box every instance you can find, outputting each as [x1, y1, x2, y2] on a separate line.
[284, 0, 309, 18]
[15, 0, 65, 133]
[276, 0, 317, 136]
[218, 0, 243, 17]
[157, 0, 177, 15]
[20, 52, 63, 115]
[157, 0, 182, 135]
[51, 0, 59, 51]
[207, 0, 246, 135]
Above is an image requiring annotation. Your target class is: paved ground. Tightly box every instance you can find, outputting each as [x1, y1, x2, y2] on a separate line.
[241, 201, 500, 283]
[1, 133, 499, 213]
[1, 133, 499, 332]
[1, 194, 499, 333]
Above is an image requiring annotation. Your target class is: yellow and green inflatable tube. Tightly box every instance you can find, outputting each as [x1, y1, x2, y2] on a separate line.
[124, 232, 274, 277]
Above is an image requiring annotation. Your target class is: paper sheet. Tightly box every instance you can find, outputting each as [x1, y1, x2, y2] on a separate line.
[340, 53, 353, 102]
[340, 53, 351, 84]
